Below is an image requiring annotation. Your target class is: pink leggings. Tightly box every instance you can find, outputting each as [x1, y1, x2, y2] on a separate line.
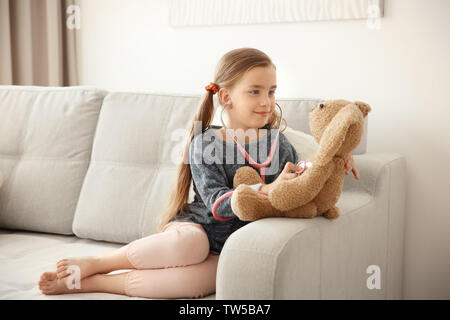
[119, 221, 219, 299]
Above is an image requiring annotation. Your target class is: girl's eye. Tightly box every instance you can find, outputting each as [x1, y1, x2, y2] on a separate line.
[249, 90, 276, 95]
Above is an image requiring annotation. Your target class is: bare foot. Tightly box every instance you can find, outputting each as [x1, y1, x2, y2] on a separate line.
[38, 271, 78, 295]
[56, 256, 100, 280]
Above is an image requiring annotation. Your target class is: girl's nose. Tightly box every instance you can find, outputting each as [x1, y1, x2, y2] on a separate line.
[260, 98, 271, 108]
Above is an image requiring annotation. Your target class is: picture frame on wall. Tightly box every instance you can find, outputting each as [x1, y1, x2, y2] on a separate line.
[168, 0, 384, 27]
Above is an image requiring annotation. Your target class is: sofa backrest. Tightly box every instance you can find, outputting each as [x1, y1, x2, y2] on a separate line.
[0, 86, 368, 241]
[0, 86, 107, 235]
[72, 91, 201, 243]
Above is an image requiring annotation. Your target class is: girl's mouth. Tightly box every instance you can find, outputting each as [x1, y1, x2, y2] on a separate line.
[254, 112, 269, 116]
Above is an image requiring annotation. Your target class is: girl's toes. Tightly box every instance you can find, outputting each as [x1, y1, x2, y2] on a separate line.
[44, 272, 57, 280]
[56, 266, 67, 277]
[40, 272, 51, 281]
[57, 270, 68, 279]
[56, 260, 67, 268]
[56, 265, 67, 274]
[39, 272, 58, 286]
[56, 259, 68, 265]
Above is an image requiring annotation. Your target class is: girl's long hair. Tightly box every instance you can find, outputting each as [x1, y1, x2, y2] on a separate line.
[156, 47, 287, 232]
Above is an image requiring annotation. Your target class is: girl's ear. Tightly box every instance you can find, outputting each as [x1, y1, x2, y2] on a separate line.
[218, 91, 225, 106]
[218, 87, 232, 107]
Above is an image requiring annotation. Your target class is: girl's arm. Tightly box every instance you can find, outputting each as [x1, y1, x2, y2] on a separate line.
[189, 138, 237, 220]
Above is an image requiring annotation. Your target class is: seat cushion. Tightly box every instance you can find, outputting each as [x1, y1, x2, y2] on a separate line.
[0, 229, 216, 300]
[0, 86, 108, 235]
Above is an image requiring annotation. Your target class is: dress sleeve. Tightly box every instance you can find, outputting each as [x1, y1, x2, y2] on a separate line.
[189, 137, 237, 220]
[279, 131, 300, 166]
[291, 142, 300, 164]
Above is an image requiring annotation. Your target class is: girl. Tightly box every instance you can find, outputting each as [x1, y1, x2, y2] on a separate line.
[38, 47, 358, 299]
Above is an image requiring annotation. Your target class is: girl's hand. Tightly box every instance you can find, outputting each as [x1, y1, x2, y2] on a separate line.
[344, 154, 360, 180]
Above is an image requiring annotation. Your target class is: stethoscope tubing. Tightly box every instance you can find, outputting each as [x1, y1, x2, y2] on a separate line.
[212, 127, 279, 221]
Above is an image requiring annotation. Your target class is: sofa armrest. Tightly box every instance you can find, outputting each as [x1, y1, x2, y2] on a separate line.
[216, 152, 406, 299]
[343, 153, 406, 195]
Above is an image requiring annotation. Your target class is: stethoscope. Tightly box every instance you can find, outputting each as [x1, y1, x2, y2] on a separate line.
[211, 102, 281, 221]
[211, 102, 312, 221]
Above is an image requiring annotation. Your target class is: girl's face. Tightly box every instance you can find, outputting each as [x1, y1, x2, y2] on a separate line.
[221, 66, 277, 132]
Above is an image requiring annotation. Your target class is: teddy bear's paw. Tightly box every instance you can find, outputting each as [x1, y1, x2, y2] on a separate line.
[283, 202, 318, 219]
[230, 184, 276, 221]
[268, 179, 311, 211]
[233, 166, 263, 188]
[323, 206, 340, 219]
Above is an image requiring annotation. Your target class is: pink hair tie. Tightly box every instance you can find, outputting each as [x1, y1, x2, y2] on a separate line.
[205, 82, 219, 94]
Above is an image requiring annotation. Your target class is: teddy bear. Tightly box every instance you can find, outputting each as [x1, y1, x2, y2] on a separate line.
[230, 99, 371, 221]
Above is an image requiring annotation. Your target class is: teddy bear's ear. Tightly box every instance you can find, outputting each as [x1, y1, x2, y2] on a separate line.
[315, 103, 361, 164]
[354, 101, 371, 117]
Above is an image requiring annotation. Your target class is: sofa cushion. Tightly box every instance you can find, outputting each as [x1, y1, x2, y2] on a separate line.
[282, 126, 319, 161]
[72, 92, 201, 243]
[0, 86, 108, 235]
[0, 229, 216, 300]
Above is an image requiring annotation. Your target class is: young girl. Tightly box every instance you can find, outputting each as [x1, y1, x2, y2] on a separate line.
[38, 47, 358, 299]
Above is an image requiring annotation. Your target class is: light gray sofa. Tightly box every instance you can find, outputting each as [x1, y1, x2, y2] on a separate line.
[0, 85, 406, 300]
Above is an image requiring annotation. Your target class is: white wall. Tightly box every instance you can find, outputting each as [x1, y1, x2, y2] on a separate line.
[78, 0, 450, 299]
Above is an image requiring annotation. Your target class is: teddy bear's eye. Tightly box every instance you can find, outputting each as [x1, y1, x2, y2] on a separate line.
[319, 103, 324, 109]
